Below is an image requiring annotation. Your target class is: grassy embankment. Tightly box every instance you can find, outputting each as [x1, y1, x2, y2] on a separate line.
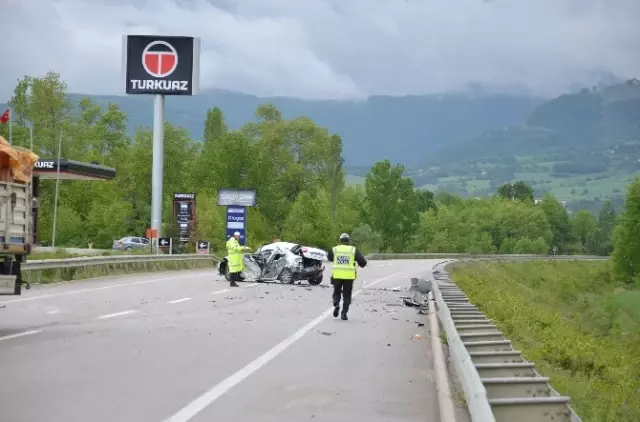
[450, 260, 640, 422]
[20, 248, 215, 284]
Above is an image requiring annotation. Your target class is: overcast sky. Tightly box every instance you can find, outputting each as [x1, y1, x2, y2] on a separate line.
[1, 0, 639, 100]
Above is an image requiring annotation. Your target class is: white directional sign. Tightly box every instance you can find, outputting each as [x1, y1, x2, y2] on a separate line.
[197, 240, 210, 255]
[217, 189, 256, 207]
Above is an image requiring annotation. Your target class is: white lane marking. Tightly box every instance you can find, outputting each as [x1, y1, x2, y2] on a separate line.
[212, 289, 229, 295]
[163, 271, 404, 422]
[167, 298, 192, 304]
[244, 283, 258, 288]
[97, 310, 137, 319]
[0, 330, 42, 342]
[0, 272, 213, 304]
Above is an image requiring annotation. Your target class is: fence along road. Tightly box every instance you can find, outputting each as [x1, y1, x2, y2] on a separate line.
[427, 260, 583, 422]
[0, 258, 455, 422]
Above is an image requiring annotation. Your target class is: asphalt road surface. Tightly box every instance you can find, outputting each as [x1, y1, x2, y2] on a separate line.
[0, 259, 448, 422]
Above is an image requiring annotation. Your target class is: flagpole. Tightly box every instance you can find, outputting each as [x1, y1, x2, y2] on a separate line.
[8, 107, 12, 145]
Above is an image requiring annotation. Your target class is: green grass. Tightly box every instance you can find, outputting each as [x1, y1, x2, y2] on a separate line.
[450, 260, 640, 422]
[28, 248, 151, 261]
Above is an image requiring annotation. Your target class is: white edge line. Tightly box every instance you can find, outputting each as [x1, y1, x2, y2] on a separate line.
[162, 271, 404, 422]
[0, 271, 214, 305]
[167, 298, 192, 304]
[97, 310, 137, 319]
[0, 330, 42, 342]
[244, 283, 258, 287]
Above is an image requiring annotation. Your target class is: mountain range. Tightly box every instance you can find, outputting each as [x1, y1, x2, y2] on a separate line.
[1, 90, 544, 168]
[2, 77, 639, 210]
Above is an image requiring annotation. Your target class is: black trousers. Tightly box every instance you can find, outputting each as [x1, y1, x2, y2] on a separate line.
[229, 272, 241, 282]
[332, 278, 354, 311]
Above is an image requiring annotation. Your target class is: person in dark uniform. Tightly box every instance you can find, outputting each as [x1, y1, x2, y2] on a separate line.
[326, 233, 367, 320]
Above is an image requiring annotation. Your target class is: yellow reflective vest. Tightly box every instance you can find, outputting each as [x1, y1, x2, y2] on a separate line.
[331, 244, 357, 280]
[226, 237, 245, 273]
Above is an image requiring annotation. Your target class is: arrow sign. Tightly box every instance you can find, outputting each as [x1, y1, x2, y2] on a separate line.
[196, 240, 209, 255]
[158, 237, 170, 247]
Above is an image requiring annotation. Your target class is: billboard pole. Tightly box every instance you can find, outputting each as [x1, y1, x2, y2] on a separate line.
[151, 94, 165, 239]
[122, 34, 200, 248]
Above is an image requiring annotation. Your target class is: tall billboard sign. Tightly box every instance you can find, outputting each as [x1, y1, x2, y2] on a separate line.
[218, 189, 256, 246]
[173, 192, 196, 242]
[122, 34, 200, 240]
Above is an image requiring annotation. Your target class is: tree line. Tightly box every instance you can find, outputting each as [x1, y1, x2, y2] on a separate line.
[0, 71, 625, 262]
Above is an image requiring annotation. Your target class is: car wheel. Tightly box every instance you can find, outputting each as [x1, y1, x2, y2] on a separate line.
[308, 275, 323, 286]
[223, 265, 232, 282]
[279, 268, 294, 284]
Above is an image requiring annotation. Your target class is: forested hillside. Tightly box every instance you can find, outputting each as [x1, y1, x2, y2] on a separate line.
[0, 72, 624, 258]
[414, 78, 640, 209]
[1, 85, 542, 168]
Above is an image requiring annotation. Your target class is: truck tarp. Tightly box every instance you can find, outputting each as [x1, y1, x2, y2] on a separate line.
[0, 136, 39, 183]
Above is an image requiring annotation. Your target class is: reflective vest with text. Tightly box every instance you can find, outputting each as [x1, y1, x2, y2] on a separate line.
[331, 244, 357, 280]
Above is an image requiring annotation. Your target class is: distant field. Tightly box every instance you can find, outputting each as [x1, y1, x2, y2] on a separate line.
[421, 169, 637, 200]
[350, 166, 637, 201]
[345, 174, 365, 185]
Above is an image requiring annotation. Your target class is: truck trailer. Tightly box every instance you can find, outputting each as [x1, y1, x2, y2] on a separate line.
[0, 137, 37, 295]
[0, 182, 31, 295]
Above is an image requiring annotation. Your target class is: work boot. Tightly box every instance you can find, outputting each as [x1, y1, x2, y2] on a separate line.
[230, 281, 239, 287]
[333, 305, 340, 318]
[341, 311, 348, 321]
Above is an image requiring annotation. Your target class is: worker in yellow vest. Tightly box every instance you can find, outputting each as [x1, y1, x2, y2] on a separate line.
[327, 233, 367, 320]
[226, 231, 249, 287]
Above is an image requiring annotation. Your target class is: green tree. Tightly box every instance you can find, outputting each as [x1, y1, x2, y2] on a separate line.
[612, 179, 640, 285]
[364, 160, 419, 252]
[538, 194, 573, 253]
[587, 201, 617, 255]
[571, 210, 598, 253]
[497, 180, 535, 203]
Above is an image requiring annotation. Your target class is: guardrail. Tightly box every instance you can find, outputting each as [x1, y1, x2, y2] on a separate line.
[430, 261, 582, 422]
[33, 246, 109, 255]
[23, 253, 220, 270]
[366, 252, 608, 261]
[366, 253, 591, 421]
[22, 253, 221, 284]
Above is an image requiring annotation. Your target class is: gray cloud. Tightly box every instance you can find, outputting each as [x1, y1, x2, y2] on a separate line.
[1, 0, 638, 100]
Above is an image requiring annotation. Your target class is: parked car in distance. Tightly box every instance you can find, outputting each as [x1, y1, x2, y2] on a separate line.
[112, 236, 150, 251]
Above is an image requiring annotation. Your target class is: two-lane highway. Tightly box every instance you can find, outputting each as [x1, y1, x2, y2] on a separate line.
[0, 259, 446, 422]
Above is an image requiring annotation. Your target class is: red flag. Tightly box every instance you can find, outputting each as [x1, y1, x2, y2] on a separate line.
[0, 109, 9, 124]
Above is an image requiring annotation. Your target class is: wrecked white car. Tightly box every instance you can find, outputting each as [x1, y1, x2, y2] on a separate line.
[217, 241, 328, 285]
